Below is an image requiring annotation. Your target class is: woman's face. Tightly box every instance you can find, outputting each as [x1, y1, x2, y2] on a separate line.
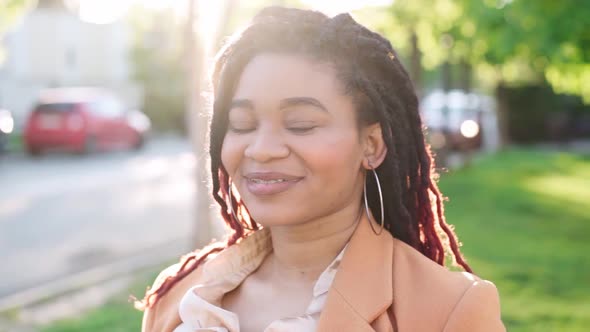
[221, 54, 370, 227]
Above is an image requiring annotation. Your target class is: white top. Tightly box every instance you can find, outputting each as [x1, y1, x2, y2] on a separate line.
[173, 229, 347, 332]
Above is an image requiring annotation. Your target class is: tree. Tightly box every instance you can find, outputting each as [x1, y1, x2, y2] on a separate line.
[0, 0, 34, 35]
[0, 0, 35, 63]
[458, 0, 589, 95]
[358, 0, 590, 146]
[128, 6, 188, 132]
[456, 0, 590, 144]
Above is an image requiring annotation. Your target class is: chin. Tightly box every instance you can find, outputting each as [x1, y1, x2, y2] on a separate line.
[250, 213, 298, 228]
[246, 205, 303, 228]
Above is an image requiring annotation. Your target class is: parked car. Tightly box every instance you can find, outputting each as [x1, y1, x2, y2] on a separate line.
[421, 90, 495, 151]
[0, 108, 15, 154]
[23, 88, 150, 155]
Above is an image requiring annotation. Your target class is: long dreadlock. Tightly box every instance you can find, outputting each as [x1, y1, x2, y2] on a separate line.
[138, 6, 471, 310]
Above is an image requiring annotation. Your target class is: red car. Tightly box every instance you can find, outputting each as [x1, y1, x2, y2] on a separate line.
[24, 88, 150, 155]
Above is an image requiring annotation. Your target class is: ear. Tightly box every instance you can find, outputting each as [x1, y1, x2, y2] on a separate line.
[362, 123, 388, 169]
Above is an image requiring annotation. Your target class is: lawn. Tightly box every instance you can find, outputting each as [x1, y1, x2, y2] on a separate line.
[40, 149, 590, 331]
[39, 273, 153, 332]
[439, 149, 590, 331]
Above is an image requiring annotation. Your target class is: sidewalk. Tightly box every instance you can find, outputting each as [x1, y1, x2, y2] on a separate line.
[0, 239, 182, 332]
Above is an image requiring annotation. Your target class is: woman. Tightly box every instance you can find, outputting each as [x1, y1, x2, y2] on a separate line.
[140, 7, 505, 332]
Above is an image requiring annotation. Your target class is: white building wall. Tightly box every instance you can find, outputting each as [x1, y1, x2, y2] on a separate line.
[0, 7, 141, 131]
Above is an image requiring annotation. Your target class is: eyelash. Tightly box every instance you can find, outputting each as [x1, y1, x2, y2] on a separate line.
[287, 126, 317, 134]
[227, 125, 317, 134]
[228, 126, 255, 134]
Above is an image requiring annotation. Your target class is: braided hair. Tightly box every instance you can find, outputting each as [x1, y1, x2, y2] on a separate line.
[138, 6, 471, 309]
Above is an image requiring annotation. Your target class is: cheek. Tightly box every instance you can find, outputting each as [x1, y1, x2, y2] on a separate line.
[220, 135, 244, 177]
[299, 131, 363, 179]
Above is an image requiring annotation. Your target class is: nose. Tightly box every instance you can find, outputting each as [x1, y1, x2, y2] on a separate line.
[244, 125, 289, 163]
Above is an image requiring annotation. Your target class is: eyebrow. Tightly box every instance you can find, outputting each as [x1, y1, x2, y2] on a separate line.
[279, 97, 328, 112]
[229, 99, 254, 111]
[229, 97, 328, 113]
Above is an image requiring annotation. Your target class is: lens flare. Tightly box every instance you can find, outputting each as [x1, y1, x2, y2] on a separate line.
[460, 120, 479, 139]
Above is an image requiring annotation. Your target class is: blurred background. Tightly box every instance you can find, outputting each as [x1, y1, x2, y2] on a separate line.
[0, 0, 588, 331]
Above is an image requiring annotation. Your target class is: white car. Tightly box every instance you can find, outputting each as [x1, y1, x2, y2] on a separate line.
[421, 90, 497, 151]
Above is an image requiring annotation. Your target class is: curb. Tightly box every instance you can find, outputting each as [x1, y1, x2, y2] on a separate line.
[0, 238, 190, 313]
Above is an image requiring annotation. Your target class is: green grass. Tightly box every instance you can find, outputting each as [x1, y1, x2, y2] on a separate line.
[6, 132, 23, 152]
[39, 271, 158, 332]
[39, 149, 590, 331]
[439, 149, 590, 331]
[41, 301, 142, 332]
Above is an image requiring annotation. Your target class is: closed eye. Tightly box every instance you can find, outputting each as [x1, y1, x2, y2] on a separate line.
[228, 124, 256, 134]
[286, 125, 317, 134]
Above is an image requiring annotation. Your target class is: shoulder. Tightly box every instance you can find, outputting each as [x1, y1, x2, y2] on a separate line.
[141, 253, 210, 332]
[442, 279, 505, 331]
[142, 230, 272, 332]
[391, 238, 505, 331]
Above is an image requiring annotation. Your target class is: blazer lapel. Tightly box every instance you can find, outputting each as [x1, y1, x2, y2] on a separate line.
[151, 222, 394, 332]
[317, 215, 394, 331]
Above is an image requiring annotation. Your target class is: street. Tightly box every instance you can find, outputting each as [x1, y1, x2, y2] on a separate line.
[0, 136, 198, 298]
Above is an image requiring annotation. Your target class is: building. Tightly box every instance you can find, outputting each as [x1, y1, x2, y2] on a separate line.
[0, 0, 141, 131]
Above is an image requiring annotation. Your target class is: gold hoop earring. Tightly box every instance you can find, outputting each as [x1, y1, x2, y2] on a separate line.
[363, 164, 384, 235]
[228, 181, 256, 231]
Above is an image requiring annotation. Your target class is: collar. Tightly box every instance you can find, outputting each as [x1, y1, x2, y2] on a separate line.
[195, 228, 272, 304]
[317, 214, 394, 331]
[154, 215, 394, 332]
[193, 225, 350, 306]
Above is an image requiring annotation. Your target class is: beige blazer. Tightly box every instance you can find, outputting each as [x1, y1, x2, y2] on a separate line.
[142, 218, 505, 331]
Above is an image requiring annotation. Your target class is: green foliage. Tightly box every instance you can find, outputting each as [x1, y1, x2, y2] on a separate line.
[439, 150, 590, 331]
[356, 0, 590, 103]
[460, 0, 590, 101]
[128, 6, 188, 133]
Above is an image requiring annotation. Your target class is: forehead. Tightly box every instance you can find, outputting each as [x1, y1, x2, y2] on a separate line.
[233, 53, 344, 103]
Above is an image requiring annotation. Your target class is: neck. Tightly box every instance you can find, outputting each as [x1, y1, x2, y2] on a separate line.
[268, 204, 362, 282]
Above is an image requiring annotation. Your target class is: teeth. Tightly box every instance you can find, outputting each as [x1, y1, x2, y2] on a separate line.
[251, 178, 286, 184]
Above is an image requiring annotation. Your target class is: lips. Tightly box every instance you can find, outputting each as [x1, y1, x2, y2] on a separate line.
[243, 172, 303, 196]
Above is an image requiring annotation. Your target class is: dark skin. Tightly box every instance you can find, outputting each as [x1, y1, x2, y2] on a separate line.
[219, 54, 386, 330]
[139, 10, 472, 319]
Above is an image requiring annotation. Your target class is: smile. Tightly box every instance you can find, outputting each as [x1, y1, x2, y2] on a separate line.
[248, 178, 288, 184]
[243, 172, 303, 196]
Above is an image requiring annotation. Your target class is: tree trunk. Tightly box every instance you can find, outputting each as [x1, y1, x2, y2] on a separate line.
[441, 61, 452, 92]
[185, 0, 212, 248]
[495, 82, 510, 148]
[214, 0, 237, 49]
[409, 29, 423, 97]
[459, 60, 472, 92]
